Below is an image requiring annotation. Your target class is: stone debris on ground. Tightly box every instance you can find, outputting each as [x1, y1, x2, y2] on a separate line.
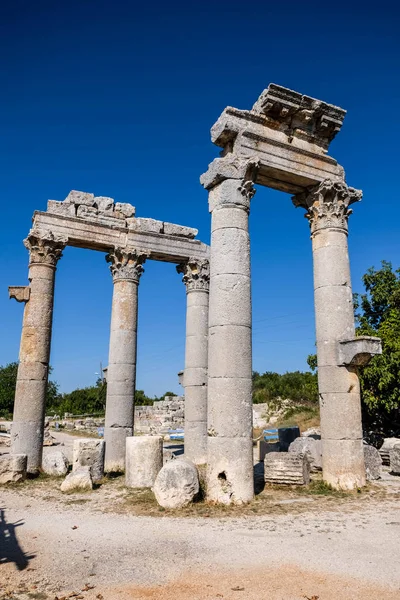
[72, 439, 105, 482]
[153, 458, 199, 508]
[0, 453, 27, 483]
[42, 450, 69, 476]
[264, 452, 310, 485]
[60, 465, 93, 492]
[288, 437, 322, 472]
[389, 444, 400, 475]
[363, 444, 382, 480]
[379, 438, 400, 466]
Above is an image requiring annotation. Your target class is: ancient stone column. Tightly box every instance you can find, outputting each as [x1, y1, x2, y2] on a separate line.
[11, 229, 66, 474]
[200, 155, 259, 504]
[104, 247, 149, 472]
[293, 179, 366, 490]
[177, 258, 210, 464]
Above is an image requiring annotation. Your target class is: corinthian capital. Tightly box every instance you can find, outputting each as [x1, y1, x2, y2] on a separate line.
[106, 247, 150, 283]
[292, 179, 362, 234]
[177, 258, 210, 293]
[24, 229, 67, 267]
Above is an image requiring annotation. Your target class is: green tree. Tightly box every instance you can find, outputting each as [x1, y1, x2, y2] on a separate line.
[252, 370, 318, 405]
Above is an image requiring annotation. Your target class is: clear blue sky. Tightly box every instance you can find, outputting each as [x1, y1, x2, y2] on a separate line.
[1, 1, 399, 396]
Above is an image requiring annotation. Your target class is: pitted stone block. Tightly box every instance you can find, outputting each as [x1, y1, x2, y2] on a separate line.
[264, 452, 310, 485]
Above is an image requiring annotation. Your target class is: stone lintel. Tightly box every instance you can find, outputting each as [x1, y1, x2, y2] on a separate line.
[337, 336, 382, 367]
[33, 211, 209, 264]
[206, 84, 347, 194]
[9, 286, 31, 303]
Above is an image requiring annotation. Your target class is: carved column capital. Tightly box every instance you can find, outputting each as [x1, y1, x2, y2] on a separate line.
[24, 229, 67, 268]
[292, 179, 362, 234]
[177, 258, 210, 293]
[106, 247, 150, 283]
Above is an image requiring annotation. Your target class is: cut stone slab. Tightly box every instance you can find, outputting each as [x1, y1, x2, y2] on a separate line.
[264, 452, 310, 485]
[153, 458, 199, 509]
[163, 222, 198, 239]
[363, 444, 382, 480]
[42, 451, 69, 476]
[115, 202, 135, 218]
[65, 190, 94, 205]
[0, 454, 27, 484]
[60, 466, 93, 492]
[389, 444, 400, 475]
[125, 436, 163, 488]
[72, 439, 105, 483]
[288, 437, 322, 472]
[379, 438, 400, 466]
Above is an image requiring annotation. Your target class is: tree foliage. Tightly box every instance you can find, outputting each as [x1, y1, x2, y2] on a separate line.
[252, 370, 318, 405]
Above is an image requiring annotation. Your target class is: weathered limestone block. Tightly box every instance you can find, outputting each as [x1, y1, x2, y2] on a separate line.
[389, 444, 400, 475]
[77, 205, 98, 219]
[65, 190, 94, 205]
[264, 452, 310, 485]
[60, 466, 93, 492]
[115, 202, 135, 218]
[0, 454, 27, 484]
[72, 439, 105, 482]
[363, 445, 382, 480]
[47, 200, 76, 217]
[42, 451, 69, 476]
[94, 196, 114, 214]
[301, 428, 321, 439]
[125, 436, 163, 488]
[126, 217, 163, 233]
[288, 437, 322, 472]
[8, 286, 31, 303]
[153, 459, 199, 509]
[163, 222, 198, 239]
[379, 438, 400, 466]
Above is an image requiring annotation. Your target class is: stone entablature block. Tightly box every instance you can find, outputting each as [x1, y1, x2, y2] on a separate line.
[8, 286, 31, 303]
[337, 336, 382, 367]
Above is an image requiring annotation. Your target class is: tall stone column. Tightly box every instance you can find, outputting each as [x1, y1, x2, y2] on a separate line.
[177, 258, 210, 465]
[11, 229, 66, 474]
[104, 247, 149, 472]
[200, 155, 259, 504]
[293, 179, 366, 490]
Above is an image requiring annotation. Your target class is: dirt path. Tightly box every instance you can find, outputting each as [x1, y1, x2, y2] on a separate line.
[1, 477, 400, 600]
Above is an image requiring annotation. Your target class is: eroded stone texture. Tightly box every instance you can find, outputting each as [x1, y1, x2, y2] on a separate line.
[153, 459, 199, 509]
[177, 259, 209, 464]
[61, 465, 93, 492]
[363, 445, 382, 481]
[201, 156, 258, 504]
[389, 444, 400, 475]
[293, 180, 369, 491]
[0, 454, 27, 484]
[10, 229, 66, 474]
[288, 437, 322, 472]
[125, 436, 163, 488]
[72, 439, 105, 482]
[42, 451, 69, 476]
[264, 452, 310, 485]
[104, 247, 149, 472]
[379, 438, 400, 466]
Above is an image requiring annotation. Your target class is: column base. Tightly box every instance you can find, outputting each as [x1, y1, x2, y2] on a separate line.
[206, 437, 254, 504]
[322, 438, 366, 490]
[11, 421, 43, 475]
[104, 426, 132, 472]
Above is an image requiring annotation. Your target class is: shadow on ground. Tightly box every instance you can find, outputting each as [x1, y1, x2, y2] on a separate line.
[0, 508, 35, 571]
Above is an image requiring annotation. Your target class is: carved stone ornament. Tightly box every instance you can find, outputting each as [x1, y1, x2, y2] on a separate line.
[106, 247, 150, 282]
[8, 286, 31, 303]
[24, 229, 67, 267]
[292, 179, 362, 234]
[200, 154, 260, 191]
[177, 258, 210, 292]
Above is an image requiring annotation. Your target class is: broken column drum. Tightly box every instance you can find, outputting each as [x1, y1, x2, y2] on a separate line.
[177, 258, 210, 465]
[10, 230, 66, 474]
[201, 83, 382, 498]
[104, 247, 149, 472]
[200, 158, 259, 504]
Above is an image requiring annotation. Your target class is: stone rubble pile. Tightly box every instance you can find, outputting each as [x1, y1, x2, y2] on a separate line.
[134, 396, 185, 435]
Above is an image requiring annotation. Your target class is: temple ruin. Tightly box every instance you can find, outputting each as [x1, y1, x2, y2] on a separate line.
[9, 84, 383, 503]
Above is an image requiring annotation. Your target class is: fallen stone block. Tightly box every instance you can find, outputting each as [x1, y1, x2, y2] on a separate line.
[0, 454, 27, 484]
[60, 466, 93, 492]
[379, 438, 400, 466]
[125, 436, 163, 488]
[42, 451, 69, 476]
[72, 439, 105, 483]
[389, 444, 400, 475]
[153, 459, 199, 509]
[288, 437, 322, 472]
[264, 452, 310, 485]
[363, 444, 382, 480]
